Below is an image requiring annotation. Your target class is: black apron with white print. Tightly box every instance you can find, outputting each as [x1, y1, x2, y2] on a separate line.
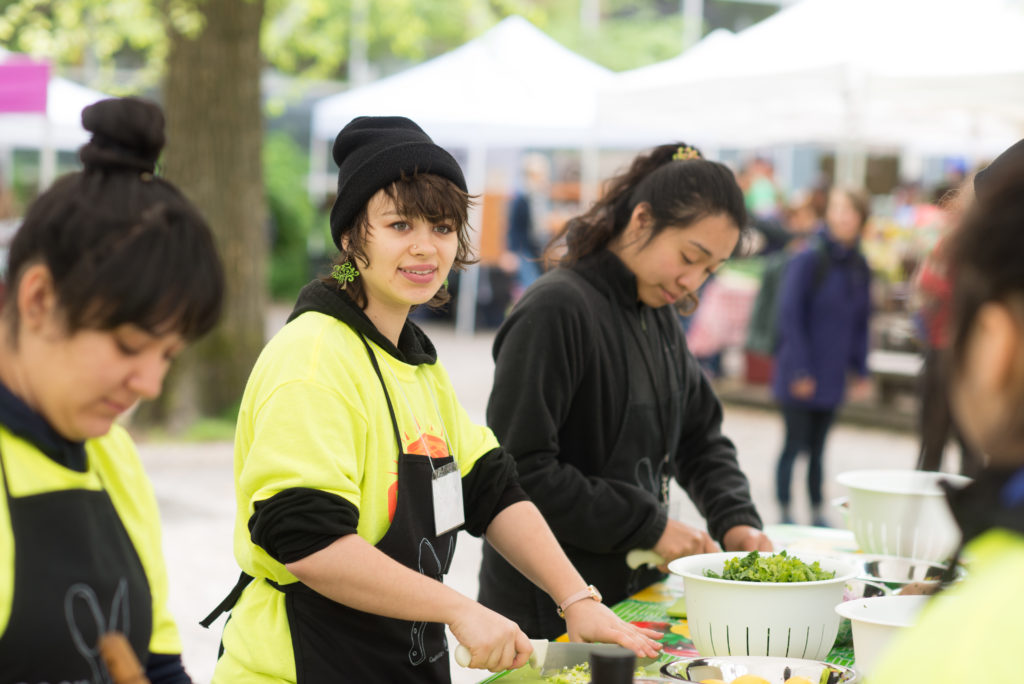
[0, 447, 152, 684]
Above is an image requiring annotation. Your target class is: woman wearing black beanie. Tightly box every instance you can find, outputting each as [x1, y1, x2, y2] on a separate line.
[207, 115, 661, 683]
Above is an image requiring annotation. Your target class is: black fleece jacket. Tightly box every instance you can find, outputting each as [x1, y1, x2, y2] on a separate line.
[248, 280, 527, 564]
[479, 250, 762, 631]
[489, 250, 761, 545]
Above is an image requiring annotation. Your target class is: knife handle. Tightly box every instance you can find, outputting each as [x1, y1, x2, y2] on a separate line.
[98, 632, 151, 684]
[453, 639, 546, 669]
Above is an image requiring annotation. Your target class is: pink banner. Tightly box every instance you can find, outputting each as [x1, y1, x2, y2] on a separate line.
[0, 58, 50, 113]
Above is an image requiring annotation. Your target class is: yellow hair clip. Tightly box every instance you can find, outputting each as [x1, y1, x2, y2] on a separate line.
[672, 145, 701, 161]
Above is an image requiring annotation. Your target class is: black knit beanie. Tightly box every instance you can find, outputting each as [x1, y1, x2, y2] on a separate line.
[328, 116, 467, 250]
[975, 137, 1024, 200]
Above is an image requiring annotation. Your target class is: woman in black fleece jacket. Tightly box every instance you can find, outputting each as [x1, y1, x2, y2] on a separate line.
[479, 144, 773, 639]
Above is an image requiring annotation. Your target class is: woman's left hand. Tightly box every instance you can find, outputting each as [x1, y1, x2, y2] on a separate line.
[563, 599, 663, 659]
[848, 376, 873, 402]
[721, 525, 774, 552]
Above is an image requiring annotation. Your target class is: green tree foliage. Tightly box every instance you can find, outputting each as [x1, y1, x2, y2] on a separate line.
[0, 0, 201, 92]
[541, 1, 690, 72]
[264, 131, 316, 300]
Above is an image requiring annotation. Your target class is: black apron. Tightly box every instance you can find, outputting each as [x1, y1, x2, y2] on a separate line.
[206, 336, 460, 683]
[563, 306, 683, 601]
[0, 444, 152, 684]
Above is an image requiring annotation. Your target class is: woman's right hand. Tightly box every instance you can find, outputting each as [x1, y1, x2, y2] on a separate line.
[789, 376, 816, 399]
[652, 519, 718, 570]
[448, 602, 533, 672]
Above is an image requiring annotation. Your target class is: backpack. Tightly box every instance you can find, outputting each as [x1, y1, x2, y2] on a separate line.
[745, 238, 831, 355]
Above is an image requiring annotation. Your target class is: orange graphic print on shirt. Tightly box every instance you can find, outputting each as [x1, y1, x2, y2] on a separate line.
[387, 428, 450, 522]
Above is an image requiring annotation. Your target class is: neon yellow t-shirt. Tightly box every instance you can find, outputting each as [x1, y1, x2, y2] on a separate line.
[215, 311, 499, 683]
[0, 425, 182, 656]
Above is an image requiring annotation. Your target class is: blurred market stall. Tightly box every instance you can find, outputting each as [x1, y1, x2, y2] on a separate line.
[597, 0, 1024, 186]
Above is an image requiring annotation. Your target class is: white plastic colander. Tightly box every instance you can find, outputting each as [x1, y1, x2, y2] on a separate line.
[833, 595, 929, 675]
[836, 470, 972, 563]
[668, 551, 859, 660]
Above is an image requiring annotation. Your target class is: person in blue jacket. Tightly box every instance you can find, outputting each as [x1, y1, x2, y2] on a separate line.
[772, 187, 872, 526]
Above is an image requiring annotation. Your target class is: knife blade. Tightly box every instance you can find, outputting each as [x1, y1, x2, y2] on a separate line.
[454, 639, 656, 675]
[531, 640, 656, 675]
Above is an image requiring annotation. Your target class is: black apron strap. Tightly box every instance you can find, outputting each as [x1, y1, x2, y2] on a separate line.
[0, 438, 10, 499]
[200, 571, 254, 628]
[359, 333, 404, 451]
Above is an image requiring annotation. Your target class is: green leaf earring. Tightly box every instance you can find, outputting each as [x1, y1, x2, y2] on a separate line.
[331, 262, 360, 288]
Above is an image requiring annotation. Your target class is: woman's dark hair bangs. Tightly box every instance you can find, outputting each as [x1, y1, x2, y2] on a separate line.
[385, 173, 469, 228]
[64, 204, 224, 341]
[328, 172, 478, 311]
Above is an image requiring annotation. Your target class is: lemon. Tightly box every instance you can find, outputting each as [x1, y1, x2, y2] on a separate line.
[698, 680, 727, 684]
[784, 677, 815, 684]
[731, 676, 771, 684]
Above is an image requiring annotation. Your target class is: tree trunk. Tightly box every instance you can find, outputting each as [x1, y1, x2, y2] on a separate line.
[140, 0, 267, 429]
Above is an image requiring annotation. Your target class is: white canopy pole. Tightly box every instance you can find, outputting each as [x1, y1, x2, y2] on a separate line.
[455, 137, 487, 336]
[40, 114, 56, 191]
[580, 125, 600, 212]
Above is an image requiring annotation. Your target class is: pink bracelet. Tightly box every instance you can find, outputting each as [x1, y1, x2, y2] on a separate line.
[556, 584, 602, 618]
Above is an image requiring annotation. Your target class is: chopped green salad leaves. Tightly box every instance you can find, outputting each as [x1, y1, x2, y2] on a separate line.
[546, 663, 590, 684]
[703, 550, 836, 583]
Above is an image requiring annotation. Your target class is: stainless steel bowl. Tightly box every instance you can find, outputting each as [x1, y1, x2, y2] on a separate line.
[844, 578, 890, 599]
[856, 554, 964, 589]
[660, 655, 859, 683]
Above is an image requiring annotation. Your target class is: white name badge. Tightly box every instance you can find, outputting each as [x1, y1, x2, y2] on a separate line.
[432, 461, 464, 536]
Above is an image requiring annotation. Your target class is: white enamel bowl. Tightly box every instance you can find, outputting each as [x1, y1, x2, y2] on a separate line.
[668, 551, 859, 660]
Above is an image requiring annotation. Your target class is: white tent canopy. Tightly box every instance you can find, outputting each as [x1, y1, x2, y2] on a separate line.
[310, 15, 669, 332]
[597, 0, 1024, 178]
[309, 15, 657, 150]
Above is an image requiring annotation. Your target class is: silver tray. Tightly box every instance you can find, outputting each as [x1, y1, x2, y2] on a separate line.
[660, 655, 859, 683]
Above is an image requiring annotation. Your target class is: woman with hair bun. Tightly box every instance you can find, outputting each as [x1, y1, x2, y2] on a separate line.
[0, 97, 224, 683]
[478, 143, 773, 639]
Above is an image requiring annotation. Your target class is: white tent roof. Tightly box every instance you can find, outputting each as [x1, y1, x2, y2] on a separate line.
[597, 0, 1024, 156]
[312, 15, 662, 149]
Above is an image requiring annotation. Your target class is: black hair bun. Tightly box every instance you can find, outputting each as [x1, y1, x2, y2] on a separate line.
[79, 97, 166, 174]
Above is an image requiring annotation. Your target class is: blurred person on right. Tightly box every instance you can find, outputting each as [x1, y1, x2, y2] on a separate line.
[772, 188, 872, 526]
[911, 178, 982, 477]
[870, 139, 1024, 683]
